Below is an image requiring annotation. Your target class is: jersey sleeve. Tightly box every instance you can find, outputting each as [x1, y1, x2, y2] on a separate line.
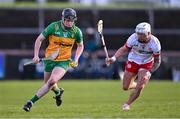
[75, 28, 83, 43]
[125, 33, 136, 49]
[153, 39, 161, 56]
[42, 23, 55, 38]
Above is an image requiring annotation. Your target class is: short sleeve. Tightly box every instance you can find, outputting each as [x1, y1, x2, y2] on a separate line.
[42, 23, 55, 38]
[75, 28, 83, 43]
[125, 33, 136, 49]
[153, 39, 161, 56]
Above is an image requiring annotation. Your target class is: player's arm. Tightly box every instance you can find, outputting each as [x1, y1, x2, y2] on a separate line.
[69, 41, 84, 68]
[150, 54, 161, 73]
[33, 33, 46, 63]
[106, 44, 129, 64]
[32, 23, 54, 63]
[75, 41, 84, 63]
[114, 45, 129, 59]
[150, 38, 161, 73]
[69, 28, 84, 68]
[106, 34, 134, 64]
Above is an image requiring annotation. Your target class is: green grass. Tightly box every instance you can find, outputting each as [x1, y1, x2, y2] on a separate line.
[0, 80, 180, 118]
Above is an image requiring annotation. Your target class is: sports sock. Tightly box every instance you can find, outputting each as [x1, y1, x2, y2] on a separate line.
[30, 95, 39, 103]
[29, 83, 51, 104]
[51, 83, 60, 95]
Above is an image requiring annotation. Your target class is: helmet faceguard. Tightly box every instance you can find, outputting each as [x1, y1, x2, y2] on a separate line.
[62, 8, 77, 29]
[135, 22, 151, 43]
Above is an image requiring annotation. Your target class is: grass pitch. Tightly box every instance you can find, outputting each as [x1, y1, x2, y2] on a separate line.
[0, 79, 180, 118]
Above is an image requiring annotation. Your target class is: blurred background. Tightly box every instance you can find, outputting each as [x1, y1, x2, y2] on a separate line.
[0, 0, 180, 81]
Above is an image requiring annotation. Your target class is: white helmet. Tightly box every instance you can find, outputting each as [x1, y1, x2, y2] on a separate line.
[135, 22, 151, 35]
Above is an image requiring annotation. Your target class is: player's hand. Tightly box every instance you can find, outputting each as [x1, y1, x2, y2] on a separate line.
[32, 56, 40, 64]
[105, 56, 116, 65]
[69, 60, 78, 68]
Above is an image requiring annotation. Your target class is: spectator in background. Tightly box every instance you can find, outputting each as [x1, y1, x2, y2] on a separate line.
[84, 28, 99, 53]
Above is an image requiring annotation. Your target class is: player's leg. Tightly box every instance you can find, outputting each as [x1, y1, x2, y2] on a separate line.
[125, 69, 151, 109]
[33, 61, 69, 107]
[23, 67, 66, 112]
[129, 81, 137, 89]
[22, 74, 52, 112]
[44, 71, 51, 83]
[122, 61, 138, 90]
[44, 71, 61, 96]
[34, 67, 66, 102]
[47, 68, 65, 106]
[122, 70, 137, 90]
[122, 70, 137, 110]
[122, 61, 139, 110]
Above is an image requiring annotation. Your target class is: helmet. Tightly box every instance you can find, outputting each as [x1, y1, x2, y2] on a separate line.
[62, 8, 77, 21]
[135, 22, 151, 35]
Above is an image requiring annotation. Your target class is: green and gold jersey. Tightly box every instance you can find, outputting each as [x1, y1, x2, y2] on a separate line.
[42, 20, 83, 61]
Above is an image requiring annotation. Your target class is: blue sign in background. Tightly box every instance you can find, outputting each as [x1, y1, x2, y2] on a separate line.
[0, 54, 5, 79]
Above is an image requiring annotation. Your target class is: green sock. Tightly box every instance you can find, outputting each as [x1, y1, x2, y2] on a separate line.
[53, 89, 60, 95]
[30, 95, 39, 103]
[52, 84, 60, 95]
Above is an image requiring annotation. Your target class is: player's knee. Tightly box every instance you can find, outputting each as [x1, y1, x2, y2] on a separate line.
[48, 79, 57, 87]
[122, 85, 129, 91]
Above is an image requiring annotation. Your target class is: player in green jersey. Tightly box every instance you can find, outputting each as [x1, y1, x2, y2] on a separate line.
[23, 8, 84, 112]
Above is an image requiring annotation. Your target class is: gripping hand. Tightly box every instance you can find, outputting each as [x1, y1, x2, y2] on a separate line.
[69, 60, 78, 68]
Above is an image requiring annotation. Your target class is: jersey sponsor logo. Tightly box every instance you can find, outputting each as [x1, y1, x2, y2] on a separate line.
[54, 42, 73, 47]
[133, 44, 153, 54]
[137, 50, 153, 54]
[133, 44, 138, 47]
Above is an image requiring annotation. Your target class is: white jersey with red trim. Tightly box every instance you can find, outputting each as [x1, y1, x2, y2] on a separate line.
[125, 33, 161, 64]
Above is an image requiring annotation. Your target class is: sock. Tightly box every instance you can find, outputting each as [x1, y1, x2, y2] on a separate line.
[30, 95, 39, 103]
[30, 83, 51, 104]
[51, 83, 60, 95]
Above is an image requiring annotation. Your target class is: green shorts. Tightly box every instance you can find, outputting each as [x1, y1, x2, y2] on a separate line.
[43, 60, 70, 72]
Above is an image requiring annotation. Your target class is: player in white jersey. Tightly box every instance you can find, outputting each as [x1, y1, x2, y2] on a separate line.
[106, 22, 161, 110]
